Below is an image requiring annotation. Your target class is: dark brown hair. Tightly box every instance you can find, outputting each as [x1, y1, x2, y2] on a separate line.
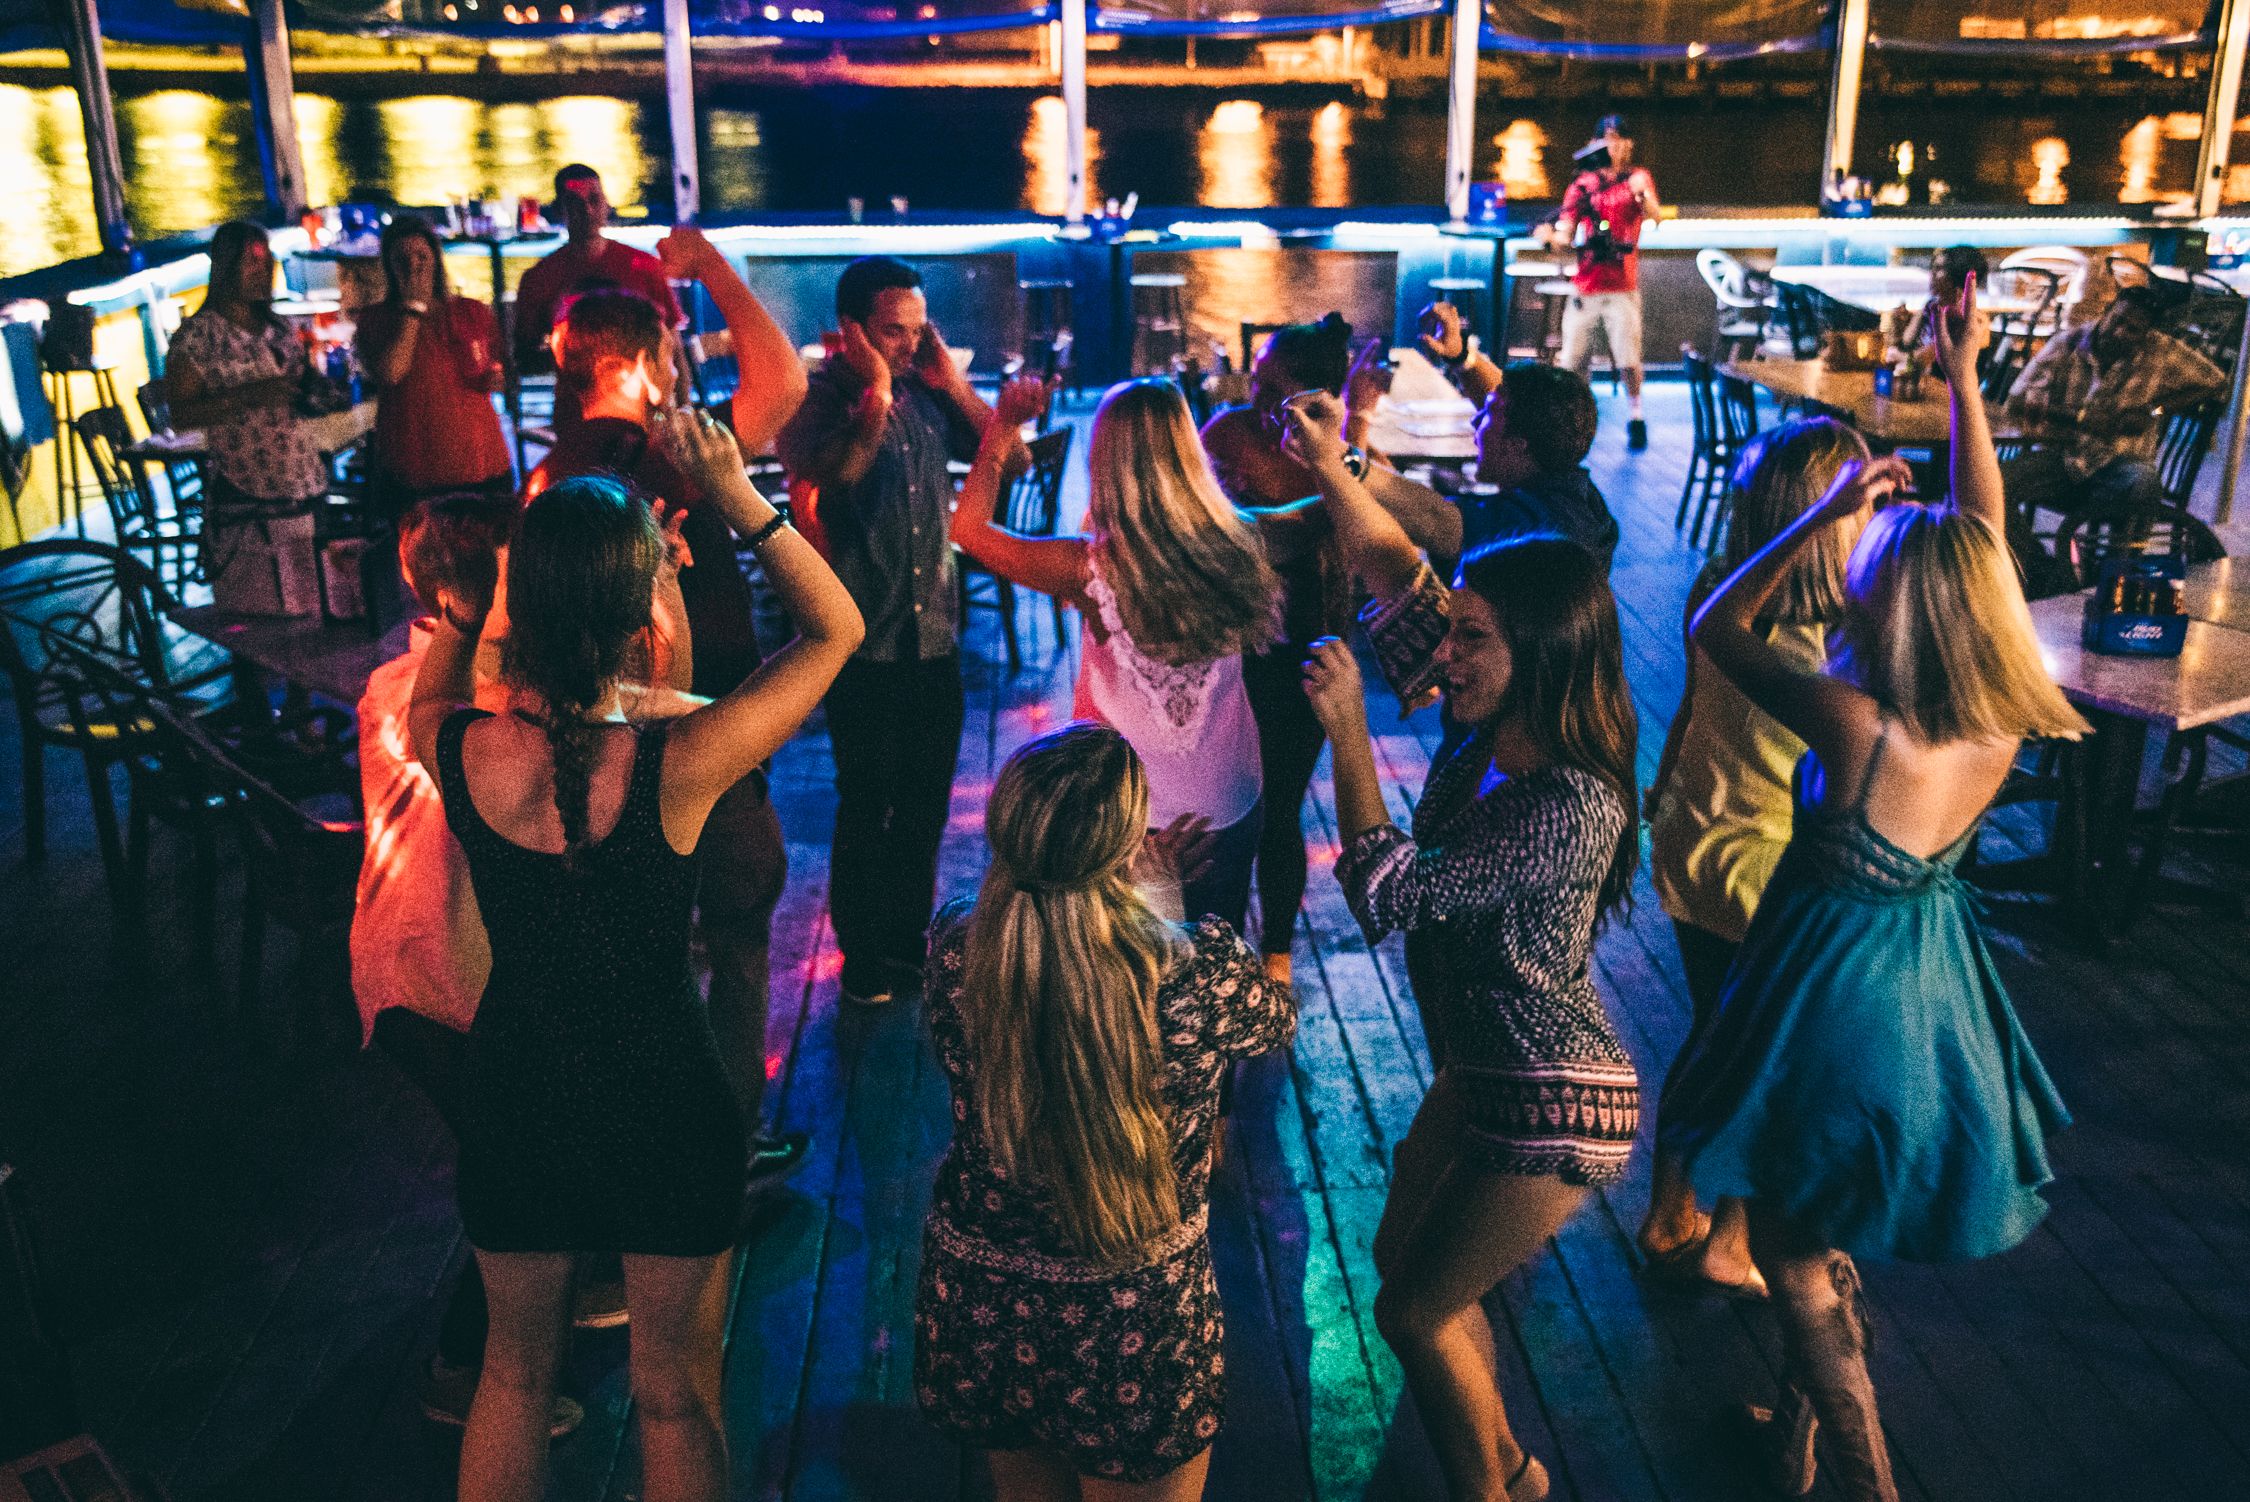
[499, 475, 663, 870]
[554, 288, 666, 407]
[1496, 361, 1599, 474]
[399, 492, 515, 621]
[1259, 313, 1352, 394]
[378, 214, 452, 308]
[1456, 534, 1640, 923]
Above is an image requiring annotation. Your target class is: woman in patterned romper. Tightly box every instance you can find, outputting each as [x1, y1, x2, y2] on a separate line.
[1284, 390, 1641, 1502]
[915, 723, 1296, 1498]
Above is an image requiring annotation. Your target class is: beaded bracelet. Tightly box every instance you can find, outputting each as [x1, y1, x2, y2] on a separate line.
[743, 514, 789, 551]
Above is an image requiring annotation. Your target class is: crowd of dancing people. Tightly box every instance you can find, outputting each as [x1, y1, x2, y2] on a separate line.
[238, 166, 2093, 1502]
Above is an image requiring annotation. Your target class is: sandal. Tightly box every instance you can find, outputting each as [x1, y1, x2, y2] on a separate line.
[1503, 1451, 1551, 1502]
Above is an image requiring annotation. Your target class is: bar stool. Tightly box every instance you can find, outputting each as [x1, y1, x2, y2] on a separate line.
[41, 308, 122, 536]
[1018, 277, 1076, 389]
[1128, 272, 1190, 376]
[1429, 276, 1488, 354]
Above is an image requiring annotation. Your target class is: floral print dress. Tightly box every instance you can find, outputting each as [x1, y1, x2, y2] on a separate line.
[915, 901, 1296, 1480]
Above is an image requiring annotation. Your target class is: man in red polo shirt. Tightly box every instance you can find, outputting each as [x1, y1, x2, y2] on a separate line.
[513, 164, 685, 376]
[1551, 113, 1661, 450]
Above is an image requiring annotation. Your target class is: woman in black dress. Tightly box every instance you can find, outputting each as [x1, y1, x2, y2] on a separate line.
[408, 409, 862, 1502]
[915, 723, 1296, 1498]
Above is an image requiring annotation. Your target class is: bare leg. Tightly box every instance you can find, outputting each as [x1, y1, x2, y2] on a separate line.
[1082, 1447, 1212, 1502]
[459, 1249, 573, 1502]
[1748, 1207, 1898, 1502]
[623, 1250, 736, 1502]
[1701, 1196, 1759, 1289]
[1636, 1147, 1709, 1258]
[1374, 1080, 1584, 1500]
[986, 1448, 1081, 1502]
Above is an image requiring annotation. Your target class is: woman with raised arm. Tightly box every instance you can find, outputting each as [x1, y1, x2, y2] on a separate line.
[952, 376, 1282, 928]
[914, 723, 1296, 1500]
[1660, 280, 2081, 1501]
[1281, 390, 1640, 1502]
[1636, 415, 1875, 1303]
[408, 409, 862, 1502]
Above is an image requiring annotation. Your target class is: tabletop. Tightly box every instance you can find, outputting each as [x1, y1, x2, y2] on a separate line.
[2184, 556, 2250, 633]
[1365, 348, 1478, 462]
[1768, 264, 2039, 318]
[1723, 358, 1955, 446]
[2030, 592, 2250, 732]
[174, 605, 412, 707]
[124, 401, 378, 465]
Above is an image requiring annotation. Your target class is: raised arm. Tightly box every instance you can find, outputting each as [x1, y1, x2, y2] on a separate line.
[1281, 390, 1424, 600]
[950, 375, 1088, 602]
[1690, 456, 1898, 753]
[657, 408, 864, 847]
[1928, 273, 2004, 536]
[912, 324, 996, 435]
[658, 227, 808, 454]
[1415, 302, 1502, 405]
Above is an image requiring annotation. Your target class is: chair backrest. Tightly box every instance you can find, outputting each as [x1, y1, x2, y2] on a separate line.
[1985, 264, 2061, 337]
[1002, 427, 1073, 537]
[1774, 284, 1825, 357]
[1716, 370, 1761, 446]
[1239, 321, 1290, 372]
[73, 407, 159, 535]
[0, 539, 175, 712]
[1680, 347, 1719, 448]
[2001, 246, 2089, 309]
[2155, 397, 2226, 505]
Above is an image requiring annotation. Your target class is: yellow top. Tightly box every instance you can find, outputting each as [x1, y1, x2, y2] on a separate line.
[1648, 589, 1828, 945]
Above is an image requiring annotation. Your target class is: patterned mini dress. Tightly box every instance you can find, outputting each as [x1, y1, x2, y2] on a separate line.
[1338, 567, 1640, 1184]
[914, 902, 1295, 1480]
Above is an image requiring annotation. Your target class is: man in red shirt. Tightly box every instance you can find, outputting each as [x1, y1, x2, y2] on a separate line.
[513, 164, 685, 376]
[1550, 113, 1661, 449]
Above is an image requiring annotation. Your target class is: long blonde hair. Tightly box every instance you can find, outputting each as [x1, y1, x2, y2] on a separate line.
[959, 723, 1185, 1269]
[1724, 417, 1870, 625]
[1830, 506, 2089, 745]
[1088, 379, 1282, 664]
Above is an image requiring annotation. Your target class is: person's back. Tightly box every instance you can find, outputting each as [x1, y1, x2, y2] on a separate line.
[1458, 464, 1618, 569]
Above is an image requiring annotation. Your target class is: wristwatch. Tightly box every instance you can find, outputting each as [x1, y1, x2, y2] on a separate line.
[1341, 445, 1370, 480]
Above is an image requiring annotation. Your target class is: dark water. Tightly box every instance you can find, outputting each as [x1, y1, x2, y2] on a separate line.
[0, 78, 2224, 280]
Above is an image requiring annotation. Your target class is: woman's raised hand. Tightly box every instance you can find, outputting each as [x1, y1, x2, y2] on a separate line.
[1929, 271, 1989, 390]
[1817, 453, 1911, 524]
[994, 374, 1050, 431]
[1302, 636, 1368, 736]
[1344, 338, 1394, 413]
[654, 404, 748, 495]
[1416, 301, 1467, 364]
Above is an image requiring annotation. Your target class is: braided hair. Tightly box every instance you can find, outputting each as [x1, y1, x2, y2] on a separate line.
[499, 475, 664, 871]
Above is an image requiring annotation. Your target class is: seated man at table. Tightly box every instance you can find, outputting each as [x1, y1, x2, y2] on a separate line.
[513, 164, 684, 382]
[526, 237, 810, 1176]
[1328, 360, 1616, 574]
[1999, 277, 2223, 535]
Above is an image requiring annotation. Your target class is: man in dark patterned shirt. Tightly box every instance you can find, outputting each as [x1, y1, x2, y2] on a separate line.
[775, 257, 999, 1005]
[1998, 279, 2223, 539]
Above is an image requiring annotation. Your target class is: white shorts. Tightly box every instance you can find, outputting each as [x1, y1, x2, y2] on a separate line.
[1558, 289, 1643, 375]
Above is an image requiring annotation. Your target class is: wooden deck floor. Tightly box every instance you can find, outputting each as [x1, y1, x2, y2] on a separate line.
[6, 384, 2250, 1501]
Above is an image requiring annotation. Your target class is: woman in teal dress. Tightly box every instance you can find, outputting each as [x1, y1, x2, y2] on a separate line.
[1658, 278, 2087, 1502]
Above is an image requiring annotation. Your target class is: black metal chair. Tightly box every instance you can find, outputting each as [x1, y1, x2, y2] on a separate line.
[74, 407, 199, 595]
[134, 378, 203, 516]
[1239, 321, 1290, 373]
[1768, 283, 1826, 360]
[0, 539, 225, 866]
[960, 426, 1074, 672]
[1980, 264, 2061, 405]
[1677, 348, 1734, 547]
[2154, 397, 2226, 510]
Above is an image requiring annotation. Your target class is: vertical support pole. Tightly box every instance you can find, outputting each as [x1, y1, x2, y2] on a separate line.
[244, 0, 307, 223]
[2196, 0, 2250, 220]
[1442, 0, 1480, 226]
[2216, 284, 2250, 524]
[662, 0, 700, 223]
[1823, 0, 1870, 191]
[1062, 0, 1089, 226]
[59, 0, 130, 256]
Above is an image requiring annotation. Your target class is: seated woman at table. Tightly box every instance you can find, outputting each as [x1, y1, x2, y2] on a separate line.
[1898, 244, 1987, 366]
[408, 411, 863, 1502]
[1638, 415, 1872, 1302]
[162, 221, 334, 615]
[356, 214, 513, 519]
[952, 375, 1281, 932]
[1200, 314, 1384, 979]
[1659, 279, 2084, 1502]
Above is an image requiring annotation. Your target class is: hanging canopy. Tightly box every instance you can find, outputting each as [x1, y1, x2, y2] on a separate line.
[1867, 0, 2216, 54]
[1092, 0, 1442, 37]
[1480, 0, 1830, 60]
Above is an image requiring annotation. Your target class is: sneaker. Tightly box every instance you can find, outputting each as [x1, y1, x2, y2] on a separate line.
[1627, 417, 1649, 451]
[571, 1277, 629, 1330]
[418, 1357, 586, 1440]
[747, 1129, 810, 1187]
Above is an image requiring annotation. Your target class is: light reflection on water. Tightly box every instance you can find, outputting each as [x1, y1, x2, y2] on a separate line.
[0, 81, 2225, 282]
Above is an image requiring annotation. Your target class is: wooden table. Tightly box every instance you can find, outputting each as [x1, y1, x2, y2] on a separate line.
[123, 401, 378, 466]
[1723, 357, 1955, 447]
[2183, 556, 2250, 633]
[1982, 593, 2250, 933]
[1365, 347, 1478, 462]
[1769, 265, 2040, 319]
[173, 605, 411, 707]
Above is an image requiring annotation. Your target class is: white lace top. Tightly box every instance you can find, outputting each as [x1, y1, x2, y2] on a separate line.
[1073, 558, 1263, 829]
